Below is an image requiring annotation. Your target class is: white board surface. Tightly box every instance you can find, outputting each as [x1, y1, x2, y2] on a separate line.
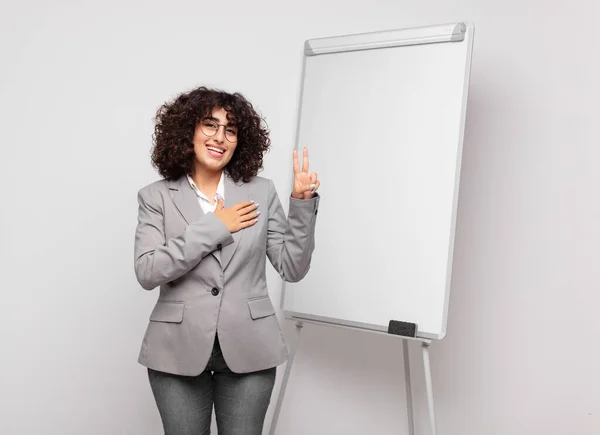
[282, 23, 474, 339]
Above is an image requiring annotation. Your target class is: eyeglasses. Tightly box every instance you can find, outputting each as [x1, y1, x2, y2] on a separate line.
[199, 119, 238, 143]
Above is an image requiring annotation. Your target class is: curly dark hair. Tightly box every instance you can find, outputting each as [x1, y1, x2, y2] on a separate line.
[150, 86, 271, 183]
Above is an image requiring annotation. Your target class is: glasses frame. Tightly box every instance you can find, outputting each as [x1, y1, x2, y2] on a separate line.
[199, 119, 238, 143]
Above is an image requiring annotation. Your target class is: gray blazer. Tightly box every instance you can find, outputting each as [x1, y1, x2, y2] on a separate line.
[134, 173, 319, 375]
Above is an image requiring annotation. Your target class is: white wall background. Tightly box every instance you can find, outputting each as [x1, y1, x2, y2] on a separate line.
[1, 1, 598, 434]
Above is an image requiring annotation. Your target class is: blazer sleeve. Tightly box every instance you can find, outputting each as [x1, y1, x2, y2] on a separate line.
[266, 179, 320, 282]
[133, 186, 234, 290]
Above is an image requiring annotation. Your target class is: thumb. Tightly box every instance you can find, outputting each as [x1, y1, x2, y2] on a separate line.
[216, 197, 224, 211]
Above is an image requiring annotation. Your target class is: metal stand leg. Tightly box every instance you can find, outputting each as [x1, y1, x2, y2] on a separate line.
[269, 322, 304, 435]
[403, 340, 415, 435]
[421, 342, 437, 435]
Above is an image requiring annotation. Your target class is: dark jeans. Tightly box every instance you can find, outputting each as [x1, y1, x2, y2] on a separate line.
[147, 336, 277, 435]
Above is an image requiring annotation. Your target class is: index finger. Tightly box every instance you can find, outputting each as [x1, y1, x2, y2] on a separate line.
[235, 200, 255, 210]
[293, 149, 300, 174]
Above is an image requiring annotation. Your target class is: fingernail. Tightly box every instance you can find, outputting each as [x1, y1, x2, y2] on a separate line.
[257, 211, 261, 216]
[310, 184, 316, 189]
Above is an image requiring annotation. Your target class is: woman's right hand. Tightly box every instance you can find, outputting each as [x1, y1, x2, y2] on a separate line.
[214, 199, 260, 233]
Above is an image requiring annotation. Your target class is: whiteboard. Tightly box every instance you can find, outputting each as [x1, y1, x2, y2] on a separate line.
[282, 23, 474, 339]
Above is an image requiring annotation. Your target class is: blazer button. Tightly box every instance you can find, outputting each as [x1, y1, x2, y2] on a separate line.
[217, 244, 222, 249]
[211, 287, 220, 296]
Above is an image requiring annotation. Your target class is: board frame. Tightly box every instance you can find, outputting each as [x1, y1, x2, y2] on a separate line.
[280, 22, 475, 340]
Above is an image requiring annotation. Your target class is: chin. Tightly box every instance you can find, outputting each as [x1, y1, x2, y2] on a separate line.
[205, 161, 228, 173]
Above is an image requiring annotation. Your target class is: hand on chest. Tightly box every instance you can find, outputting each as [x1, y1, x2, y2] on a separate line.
[164, 176, 269, 267]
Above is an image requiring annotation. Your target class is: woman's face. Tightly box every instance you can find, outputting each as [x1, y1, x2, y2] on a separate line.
[192, 107, 238, 175]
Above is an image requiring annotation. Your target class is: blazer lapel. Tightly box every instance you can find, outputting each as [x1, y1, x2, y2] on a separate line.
[168, 176, 222, 265]
[221, 173, 246, 270]
[168, 176, 204, 224]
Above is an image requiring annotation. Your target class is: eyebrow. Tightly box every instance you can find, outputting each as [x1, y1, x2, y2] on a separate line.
[205, 116, 237, 127]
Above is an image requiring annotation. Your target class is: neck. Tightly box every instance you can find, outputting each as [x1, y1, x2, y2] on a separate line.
[191, 168, 222, 201]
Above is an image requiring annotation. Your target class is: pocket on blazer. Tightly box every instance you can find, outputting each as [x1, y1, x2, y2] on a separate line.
[247, 296, 276, 320]
[149, 301, 185, 323]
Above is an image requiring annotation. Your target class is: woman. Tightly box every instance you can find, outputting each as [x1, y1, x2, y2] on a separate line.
[133, 86, 320, 435]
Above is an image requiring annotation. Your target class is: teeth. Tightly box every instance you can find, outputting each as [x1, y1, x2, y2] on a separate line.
[207, 146, 224, 154]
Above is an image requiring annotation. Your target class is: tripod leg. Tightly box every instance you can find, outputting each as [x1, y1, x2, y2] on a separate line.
[269, 322, 303, 435]
[422, 342, 438, 435]
[403, 340, 415, 435]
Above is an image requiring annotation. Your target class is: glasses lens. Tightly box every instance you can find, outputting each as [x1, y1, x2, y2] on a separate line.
[201, 120, 218, 137]
[224, 128, 238, 143]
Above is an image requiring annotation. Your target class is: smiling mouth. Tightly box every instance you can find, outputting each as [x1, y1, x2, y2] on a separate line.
[206, 145, 226, 157]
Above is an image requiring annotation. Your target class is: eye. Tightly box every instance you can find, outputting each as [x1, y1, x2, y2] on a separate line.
[226, 128, 237, 135]
[204, 121, 218, 129]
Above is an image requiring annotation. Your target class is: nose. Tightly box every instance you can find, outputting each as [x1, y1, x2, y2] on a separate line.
[213, 125, 226, 143]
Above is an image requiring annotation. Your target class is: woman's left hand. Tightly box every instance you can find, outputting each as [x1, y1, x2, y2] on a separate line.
[292, 147, 320, 200]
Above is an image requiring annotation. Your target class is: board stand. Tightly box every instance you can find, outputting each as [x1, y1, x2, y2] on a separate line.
[269, 320, 437, 435]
